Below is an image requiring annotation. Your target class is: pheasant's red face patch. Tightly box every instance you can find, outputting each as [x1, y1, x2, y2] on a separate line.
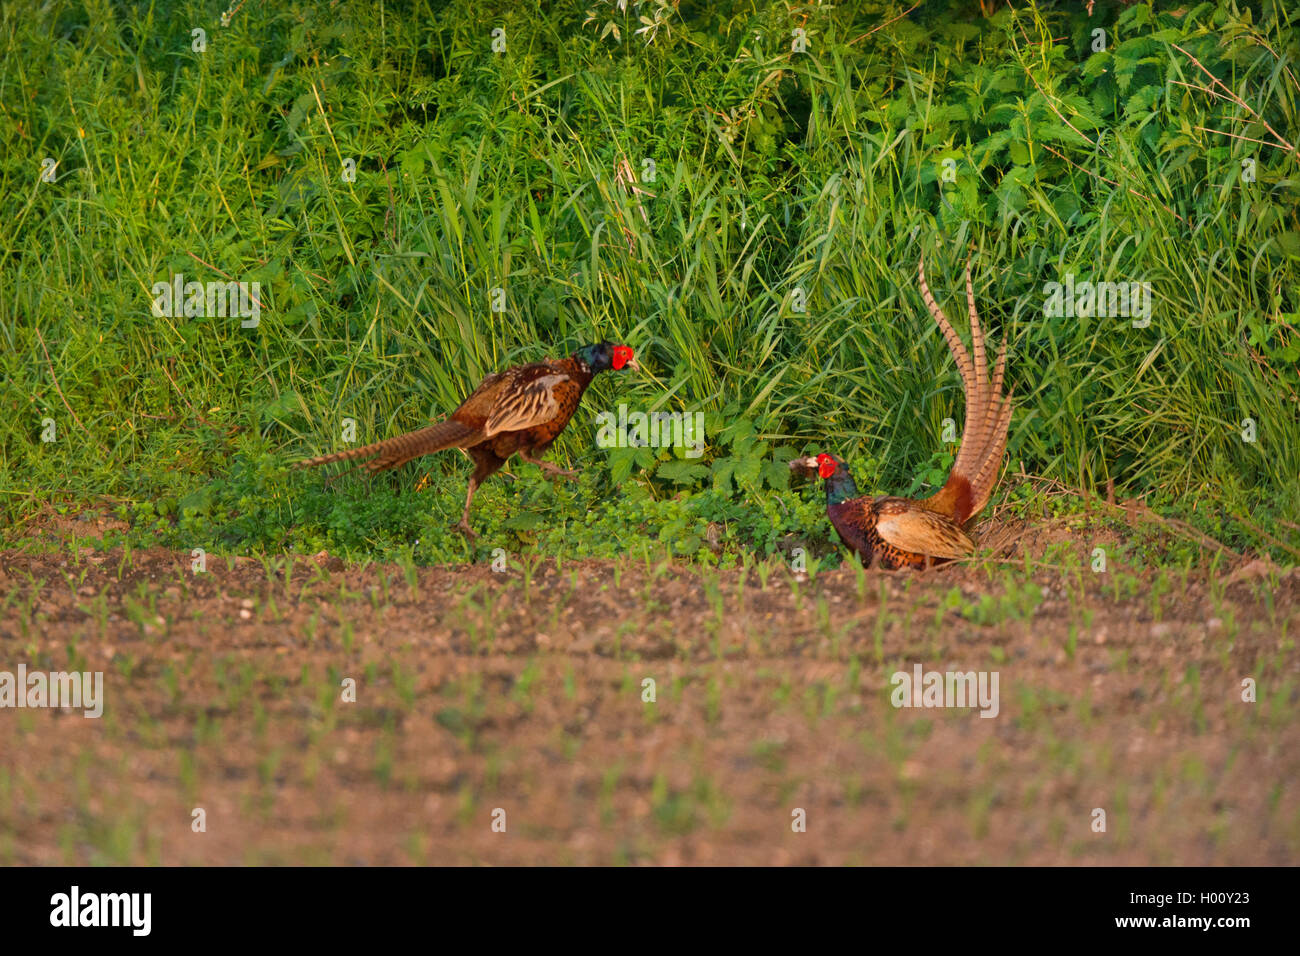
[816, 453, 837, 479]
[612, 345, 635, 370]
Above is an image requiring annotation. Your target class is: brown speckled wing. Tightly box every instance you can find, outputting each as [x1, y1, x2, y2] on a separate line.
[528, 377, 583, 441]
[483, 369, 571, 437]
[450, 371, 508, 429]
[874, 498, 975, 559]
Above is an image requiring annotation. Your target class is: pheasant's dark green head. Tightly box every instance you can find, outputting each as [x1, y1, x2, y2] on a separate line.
[790, 452, 859, 504]
[574, 341, 638, 373]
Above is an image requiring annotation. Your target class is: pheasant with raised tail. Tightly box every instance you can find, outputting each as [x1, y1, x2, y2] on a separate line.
[790, 258, 1012, 569]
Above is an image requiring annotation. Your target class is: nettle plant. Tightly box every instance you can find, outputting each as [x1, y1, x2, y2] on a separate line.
[902, 446, 959, 500]
[583, 0, 681, 46]
[602, 404, 795, 496]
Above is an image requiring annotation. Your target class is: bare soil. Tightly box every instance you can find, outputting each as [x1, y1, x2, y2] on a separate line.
[2, 518, 1297, 865]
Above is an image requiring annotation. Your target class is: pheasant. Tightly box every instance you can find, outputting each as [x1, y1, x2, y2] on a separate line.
[789, 257, 1012, 569]
[297, 341, 638, 538]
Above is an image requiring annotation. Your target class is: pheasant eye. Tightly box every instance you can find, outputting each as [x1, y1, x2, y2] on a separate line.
[612, 346, 634, 370]
[816, 454, 836, 479]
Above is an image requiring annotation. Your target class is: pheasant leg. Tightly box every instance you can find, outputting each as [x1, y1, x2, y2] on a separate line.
[457, 479, 479, 540]
[519, 449, 577, 479]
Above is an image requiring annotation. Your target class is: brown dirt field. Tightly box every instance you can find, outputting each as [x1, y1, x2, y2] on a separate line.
[1, 520, 1298, 865]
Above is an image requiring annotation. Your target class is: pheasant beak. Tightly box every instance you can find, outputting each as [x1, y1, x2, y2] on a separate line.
[789, 456, 821, 475]
[625, 355, 640, 371]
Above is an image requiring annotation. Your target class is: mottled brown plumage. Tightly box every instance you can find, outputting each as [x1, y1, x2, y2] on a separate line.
[791, 257, 1012, 569]
[297, 342, 637, 538]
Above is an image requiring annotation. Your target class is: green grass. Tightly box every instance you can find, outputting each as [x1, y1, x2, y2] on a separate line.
[2, 0, 1298, 564]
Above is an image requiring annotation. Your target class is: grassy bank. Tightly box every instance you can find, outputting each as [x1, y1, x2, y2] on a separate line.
[3, 0, 1297, 565]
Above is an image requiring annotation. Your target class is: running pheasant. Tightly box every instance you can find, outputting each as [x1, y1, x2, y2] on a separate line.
[790, 258, 1012, 569]
[297, 342, 638, 538]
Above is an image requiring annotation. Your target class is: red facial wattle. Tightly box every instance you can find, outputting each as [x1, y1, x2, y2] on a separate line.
[612, 345, 634, 370]
[817, 454, 836, 480]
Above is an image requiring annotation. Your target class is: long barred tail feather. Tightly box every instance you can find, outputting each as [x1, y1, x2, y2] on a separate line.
[296, 419, 482, 475]
[969, 393, 1014, 517]
[918, 255, 975, 394]
[918, 254, 1013, 525]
